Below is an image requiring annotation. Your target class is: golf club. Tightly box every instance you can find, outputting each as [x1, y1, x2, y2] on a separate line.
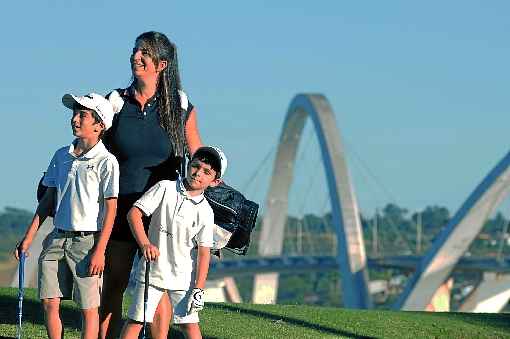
[142, 259, 150, 339]
[16, 250, 26, 339]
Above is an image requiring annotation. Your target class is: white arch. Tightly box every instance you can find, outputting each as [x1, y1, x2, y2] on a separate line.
[252, 94, 372, 308]
[395, 151, 510, 310]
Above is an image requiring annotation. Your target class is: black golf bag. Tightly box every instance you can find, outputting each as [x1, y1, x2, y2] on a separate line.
[204, 182, 259, 255]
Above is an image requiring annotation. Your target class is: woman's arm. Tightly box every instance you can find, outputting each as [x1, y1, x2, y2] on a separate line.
[89, 197, 117, 276]
[185, 108, 203, 155]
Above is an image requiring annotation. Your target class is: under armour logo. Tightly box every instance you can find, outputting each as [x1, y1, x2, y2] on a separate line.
[86, 165, 94, 170]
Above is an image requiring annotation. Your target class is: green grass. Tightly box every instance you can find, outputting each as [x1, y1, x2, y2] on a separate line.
[0, 287, 509, 338]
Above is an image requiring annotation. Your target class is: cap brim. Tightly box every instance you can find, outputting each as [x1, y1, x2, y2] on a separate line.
[62, 94, 79, 110]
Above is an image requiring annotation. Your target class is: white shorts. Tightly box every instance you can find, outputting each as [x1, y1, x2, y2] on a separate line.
[128, 282, 199, 324]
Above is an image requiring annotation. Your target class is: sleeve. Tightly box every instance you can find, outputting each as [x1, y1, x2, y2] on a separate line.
[178, 90, 195, 122]
[195, 208, 214, 248]
[100, 156, 120, 199]
[103, 89, 123, 151]
[42, 151, 58, 188]
[106, 89, 125, 114]
[133, 181, 167, 217]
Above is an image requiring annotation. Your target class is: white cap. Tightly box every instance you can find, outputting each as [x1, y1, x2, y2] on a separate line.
[193, 146, 228, 179]
[62, 93, 115, 130]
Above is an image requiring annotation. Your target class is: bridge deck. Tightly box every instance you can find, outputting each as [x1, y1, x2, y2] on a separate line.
[209, 255, 510, 278]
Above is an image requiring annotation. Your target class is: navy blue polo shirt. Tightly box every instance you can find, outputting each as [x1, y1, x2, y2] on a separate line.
[104, 87, 194, 196]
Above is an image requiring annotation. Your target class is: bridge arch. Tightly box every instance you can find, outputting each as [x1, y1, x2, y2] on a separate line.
[395, 151, 510, 310]
[252, 94, 372, 308]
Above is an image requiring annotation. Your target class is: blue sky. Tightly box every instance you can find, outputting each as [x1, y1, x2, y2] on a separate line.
[1, 1, 509, 218]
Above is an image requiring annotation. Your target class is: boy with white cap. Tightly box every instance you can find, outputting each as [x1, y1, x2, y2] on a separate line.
[15, 93, 119, 339]
[120, 146, 227, 339]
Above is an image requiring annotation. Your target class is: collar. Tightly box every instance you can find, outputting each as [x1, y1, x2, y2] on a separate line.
[176, 177, 205, 204]
[124, 84, 159, 104]
[68, 139, 107, 160]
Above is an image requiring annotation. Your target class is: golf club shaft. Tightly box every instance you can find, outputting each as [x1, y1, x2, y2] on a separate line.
[16, 251, 25, 339]
[142, 259, 150, 339]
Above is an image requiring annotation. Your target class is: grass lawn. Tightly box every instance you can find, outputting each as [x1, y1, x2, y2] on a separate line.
[0, 287, 509, 338]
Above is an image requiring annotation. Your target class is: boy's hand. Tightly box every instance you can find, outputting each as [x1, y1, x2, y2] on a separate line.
[14, 237, 32, 260]
[141, 243, 160, 261]
[187, 288, 204, 314]
[89, 249, 105, 276]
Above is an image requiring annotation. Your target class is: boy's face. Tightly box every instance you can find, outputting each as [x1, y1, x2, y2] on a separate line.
[186, 158, 220, 191]
[71, 108, 103, 139]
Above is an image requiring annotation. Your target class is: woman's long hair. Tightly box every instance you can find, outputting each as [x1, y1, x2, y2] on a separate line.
[135, 31, 186, 157]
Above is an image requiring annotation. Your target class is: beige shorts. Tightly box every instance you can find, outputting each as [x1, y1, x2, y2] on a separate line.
[128, 282, 199, 324]
[38, 229, 102, 309]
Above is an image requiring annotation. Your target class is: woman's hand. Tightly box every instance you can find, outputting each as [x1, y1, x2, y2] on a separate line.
[141, 243, 160, 261]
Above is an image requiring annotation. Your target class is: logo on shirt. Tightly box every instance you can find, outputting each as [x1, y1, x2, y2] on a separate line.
[86, 165, 94, 170]
[159, 225, 173, 238]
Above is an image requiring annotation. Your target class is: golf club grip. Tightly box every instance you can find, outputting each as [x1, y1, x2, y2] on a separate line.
[144, 259, 150, 301]
[19, 252, 25, 288]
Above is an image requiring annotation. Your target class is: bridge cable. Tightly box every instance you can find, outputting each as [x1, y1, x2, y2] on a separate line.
[293, 124, 319, 255]
[318, 192, 336, 256]
[342, 138, 413, 255]
[241, 145, 276, 200]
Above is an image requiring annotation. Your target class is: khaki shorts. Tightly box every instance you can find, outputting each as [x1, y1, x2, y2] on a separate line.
[128, 282, 199, 324]
[38, 229, 102, 309]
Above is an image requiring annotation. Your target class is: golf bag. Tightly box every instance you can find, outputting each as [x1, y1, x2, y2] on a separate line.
[173, 94, 259, 255]
[204, 182, 259, 255]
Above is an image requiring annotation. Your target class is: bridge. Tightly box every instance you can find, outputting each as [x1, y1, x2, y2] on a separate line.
[11, 93, 510, 313]
[246, 93, 510, 312]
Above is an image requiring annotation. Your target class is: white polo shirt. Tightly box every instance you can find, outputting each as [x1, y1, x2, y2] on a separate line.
[133, 179, 214, 290]
[43, 140, 119, 232]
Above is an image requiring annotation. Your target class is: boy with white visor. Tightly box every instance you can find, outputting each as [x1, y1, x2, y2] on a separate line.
[15, 93, 119, 339]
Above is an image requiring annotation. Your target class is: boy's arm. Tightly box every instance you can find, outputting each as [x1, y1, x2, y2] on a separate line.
[127, 206, 159, 261]
[14, 187, 56, 259]
[187, 245, 211, 314]
[194, 245, 211, 289]
[88, 197, 117, 276]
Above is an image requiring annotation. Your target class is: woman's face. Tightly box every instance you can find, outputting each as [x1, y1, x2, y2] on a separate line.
[130, 41, 162, 81]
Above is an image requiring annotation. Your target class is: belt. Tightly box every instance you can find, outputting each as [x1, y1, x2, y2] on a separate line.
[55, 228, 98, 237]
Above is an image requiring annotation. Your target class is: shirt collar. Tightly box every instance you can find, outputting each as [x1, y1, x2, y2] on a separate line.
[125, 84, 158, 104]
[68, 139, 107, 160]
[176, 177, 205, 204]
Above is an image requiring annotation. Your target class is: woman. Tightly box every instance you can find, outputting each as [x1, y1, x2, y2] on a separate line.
[100, 31, 202, 339]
